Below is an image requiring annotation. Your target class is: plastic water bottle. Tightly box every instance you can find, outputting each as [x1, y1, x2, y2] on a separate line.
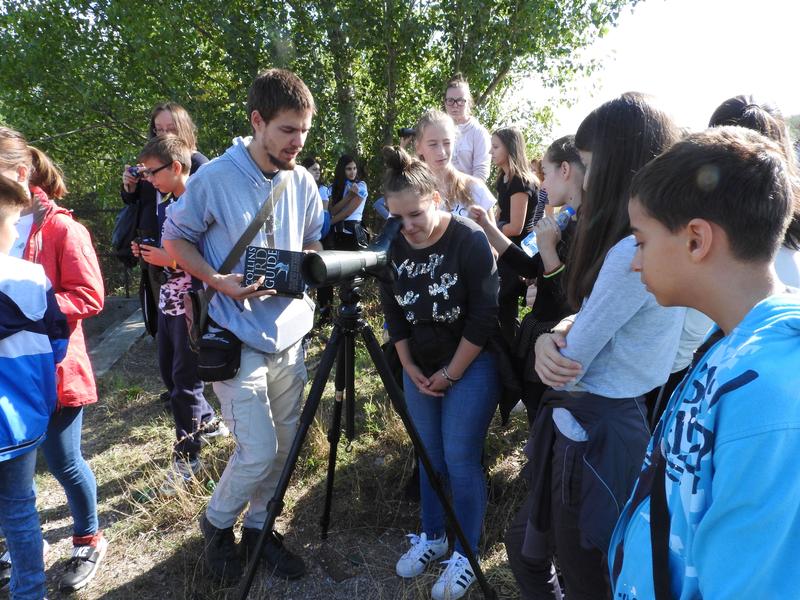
[521, 206, 575, 257]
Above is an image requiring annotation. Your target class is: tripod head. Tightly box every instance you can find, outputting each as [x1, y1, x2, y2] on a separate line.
[331, 276, 366, 334]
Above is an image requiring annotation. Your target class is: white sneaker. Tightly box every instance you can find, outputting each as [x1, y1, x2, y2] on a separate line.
[159, 456, 202, 497]
[200, 419, 229, 445]
[431, 551, 476, 600]
[395, 533, 448, 578]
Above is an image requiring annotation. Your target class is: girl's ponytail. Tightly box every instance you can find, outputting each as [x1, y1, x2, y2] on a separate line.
[28, 145, 68, 199]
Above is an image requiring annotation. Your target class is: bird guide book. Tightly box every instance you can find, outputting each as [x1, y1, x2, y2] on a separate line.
[241, 246, 305, 298]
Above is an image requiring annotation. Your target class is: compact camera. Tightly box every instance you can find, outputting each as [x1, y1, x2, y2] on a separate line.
[134, 229, 158, 248]
[397, 127, 416, 138]
[127, 165, 145, 179]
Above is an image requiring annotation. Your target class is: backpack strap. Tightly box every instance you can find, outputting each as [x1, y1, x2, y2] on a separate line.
[650, 446, 672, 600]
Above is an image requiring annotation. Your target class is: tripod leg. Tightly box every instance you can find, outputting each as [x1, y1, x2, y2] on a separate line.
[359, 325, 498, 600]
[320, 341, 348, 539]
[236, 325, 344, 600]
[344, 329, 356, 441]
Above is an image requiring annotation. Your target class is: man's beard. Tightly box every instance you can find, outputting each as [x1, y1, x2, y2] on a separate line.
[267, 152, 296, 171]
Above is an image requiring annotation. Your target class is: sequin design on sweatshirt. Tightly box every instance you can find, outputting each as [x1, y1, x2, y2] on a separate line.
[393, 253, 461, 325]
[429, 273, 457, 300]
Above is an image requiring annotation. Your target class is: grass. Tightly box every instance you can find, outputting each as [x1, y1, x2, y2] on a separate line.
[29, 282, 531, 599]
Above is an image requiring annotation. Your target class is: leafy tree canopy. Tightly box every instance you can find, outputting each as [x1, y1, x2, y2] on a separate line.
[0, 0, 637, 211]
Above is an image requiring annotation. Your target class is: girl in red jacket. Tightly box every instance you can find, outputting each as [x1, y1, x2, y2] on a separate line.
[0, 126, 107, 593]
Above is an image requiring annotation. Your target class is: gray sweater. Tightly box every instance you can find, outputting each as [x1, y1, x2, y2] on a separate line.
[558, 235, 685, 398]
[162, 137, 324, 353]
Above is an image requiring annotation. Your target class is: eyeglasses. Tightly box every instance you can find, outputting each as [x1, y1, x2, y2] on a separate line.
[445, 97, 467, 107]
[155, 127, 177, 135]
[142, 163, 171, 177]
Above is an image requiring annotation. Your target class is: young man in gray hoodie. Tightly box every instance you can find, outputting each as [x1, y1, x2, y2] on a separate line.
[162, 69, 324, 582]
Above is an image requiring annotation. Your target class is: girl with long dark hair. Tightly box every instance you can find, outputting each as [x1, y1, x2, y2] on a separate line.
[519, 93, 686, 599]
[314, 154, 369, 324]
[328, 154, 368, 243]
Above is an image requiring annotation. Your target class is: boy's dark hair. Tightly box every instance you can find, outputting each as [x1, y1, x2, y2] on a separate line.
[0, 174, 30, 213]
[247, 69, 316, 126]
[709, 95, 800, 251]
[631, 126, 796, 263]
[139, 134, 191, 174]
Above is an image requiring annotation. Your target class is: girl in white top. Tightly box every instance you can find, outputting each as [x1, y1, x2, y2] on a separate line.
[415, 109, 496, 222]
[444, 74, 493, 181]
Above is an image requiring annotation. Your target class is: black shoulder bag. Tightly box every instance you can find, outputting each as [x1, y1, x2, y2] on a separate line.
[185, 175, 290, 381]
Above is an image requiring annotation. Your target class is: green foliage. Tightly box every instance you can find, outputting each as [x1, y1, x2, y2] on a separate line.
[0, 0, 636, 217]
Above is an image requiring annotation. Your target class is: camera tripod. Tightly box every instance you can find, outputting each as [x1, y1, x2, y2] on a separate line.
[237, 279, 497, 599]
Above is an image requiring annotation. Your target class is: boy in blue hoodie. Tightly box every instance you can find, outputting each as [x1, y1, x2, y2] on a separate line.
[0, 175, 68, 599]
[610, 126, 800, 599]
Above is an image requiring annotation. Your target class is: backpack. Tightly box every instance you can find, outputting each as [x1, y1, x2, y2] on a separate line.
[111, 203, 138, 268]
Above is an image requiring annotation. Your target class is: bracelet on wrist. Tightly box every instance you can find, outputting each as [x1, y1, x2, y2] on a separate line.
[441, 366, 462, 385]
[543, 263, 565, 278]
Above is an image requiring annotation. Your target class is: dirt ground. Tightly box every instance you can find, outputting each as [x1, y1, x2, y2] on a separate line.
[28, 329, 530, 600]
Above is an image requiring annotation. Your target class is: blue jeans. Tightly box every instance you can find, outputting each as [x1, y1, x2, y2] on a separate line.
[41, 406, 98, 537]
[403, 351, 499, 555]
[0, 450, 45, 599]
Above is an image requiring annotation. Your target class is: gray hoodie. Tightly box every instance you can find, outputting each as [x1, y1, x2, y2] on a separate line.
[162, 136, 324, 353]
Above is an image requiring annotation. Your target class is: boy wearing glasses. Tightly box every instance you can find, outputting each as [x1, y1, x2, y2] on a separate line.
[132, 134, 225, 496]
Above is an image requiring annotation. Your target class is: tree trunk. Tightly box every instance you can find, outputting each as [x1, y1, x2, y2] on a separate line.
[475, 62, 511, 107]
[382, 0, 398, 146]
[326, 23, 359, 155]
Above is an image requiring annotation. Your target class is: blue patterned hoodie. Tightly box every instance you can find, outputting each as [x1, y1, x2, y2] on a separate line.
[609, 292, 800, 599]
[0, 254, 68, 461]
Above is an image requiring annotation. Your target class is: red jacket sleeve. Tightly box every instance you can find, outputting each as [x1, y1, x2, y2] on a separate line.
[53, 217, 105, 320]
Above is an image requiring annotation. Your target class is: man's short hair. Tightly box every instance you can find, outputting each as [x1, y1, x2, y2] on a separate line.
[247, 69, 316, 125]
[0, 174, 30, 213]
[139, 134, 191, 174]
[631, 126, 797, 263]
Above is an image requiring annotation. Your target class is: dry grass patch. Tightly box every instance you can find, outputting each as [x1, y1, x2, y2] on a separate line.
[29, 292, 530, 599]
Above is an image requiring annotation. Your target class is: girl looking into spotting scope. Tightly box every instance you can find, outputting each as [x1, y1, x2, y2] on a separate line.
[379, 145, 500, 600]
